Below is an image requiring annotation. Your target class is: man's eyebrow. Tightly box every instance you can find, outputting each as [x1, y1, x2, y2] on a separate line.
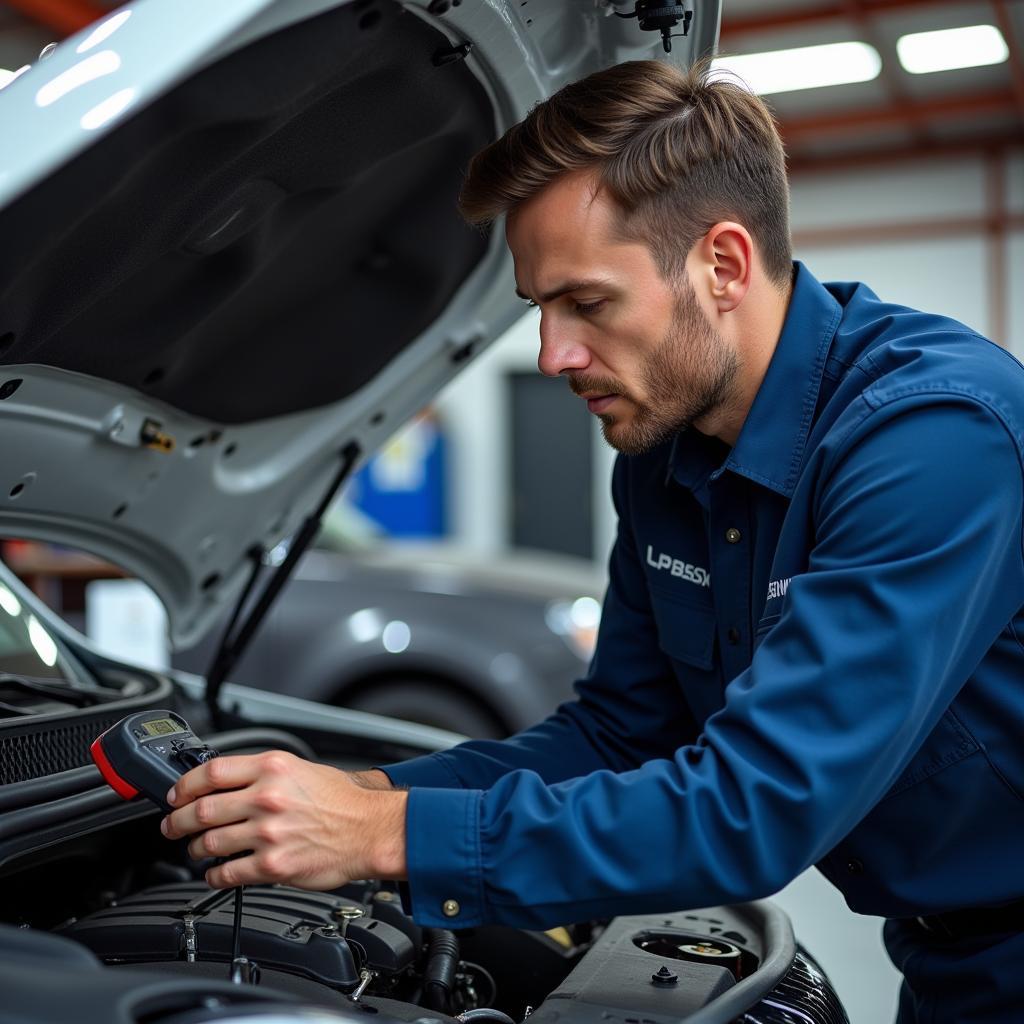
[515, 280, 613, 304]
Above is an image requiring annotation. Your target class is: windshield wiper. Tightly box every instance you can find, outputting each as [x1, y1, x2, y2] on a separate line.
[0, 699, 34, 718]
[0, 673, 118, 708]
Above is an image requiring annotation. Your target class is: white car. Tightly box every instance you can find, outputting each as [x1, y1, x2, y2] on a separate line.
[0, 2, 850, 1022]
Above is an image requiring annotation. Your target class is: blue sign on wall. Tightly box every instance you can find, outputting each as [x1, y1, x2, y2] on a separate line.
[348, 412, 448, 539]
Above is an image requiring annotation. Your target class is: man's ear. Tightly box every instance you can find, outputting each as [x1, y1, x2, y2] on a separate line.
[693, 222, 752, 314]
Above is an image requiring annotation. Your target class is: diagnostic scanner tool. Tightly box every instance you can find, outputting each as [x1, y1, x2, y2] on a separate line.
[91, 710, 219, 813]
[91, 711, 257, 984]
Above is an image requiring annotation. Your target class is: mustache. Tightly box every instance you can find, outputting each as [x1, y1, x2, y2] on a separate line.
[567, 374, 628, 398]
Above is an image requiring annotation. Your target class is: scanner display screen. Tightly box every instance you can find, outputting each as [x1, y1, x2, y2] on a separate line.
[141, 718, 184, 737]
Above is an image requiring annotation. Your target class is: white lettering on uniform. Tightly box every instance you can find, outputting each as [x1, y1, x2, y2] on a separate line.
[766, 577, 792, 601]
[646, 545, 711, 588]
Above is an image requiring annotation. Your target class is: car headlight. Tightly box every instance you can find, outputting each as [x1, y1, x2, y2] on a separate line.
[546, 596, 601, 662]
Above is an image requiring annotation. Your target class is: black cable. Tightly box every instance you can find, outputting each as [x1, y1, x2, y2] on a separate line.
[0, 765, 98, 812]
[423, 928, 461, 1012]
[0, 787, 124, 839]
[460, 960, 497, 1007]
[610, 1, 692, 53]
[231, 885, 244, 963]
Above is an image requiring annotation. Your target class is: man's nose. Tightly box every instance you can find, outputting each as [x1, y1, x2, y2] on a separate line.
[537, 315, 591, 378]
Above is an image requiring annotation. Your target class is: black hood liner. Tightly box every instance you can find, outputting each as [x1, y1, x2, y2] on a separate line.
[0, 1, 494, 424]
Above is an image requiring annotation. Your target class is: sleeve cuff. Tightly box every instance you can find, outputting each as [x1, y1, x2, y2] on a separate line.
[403, 785, 484, 927]
[376, 752, 464, 790]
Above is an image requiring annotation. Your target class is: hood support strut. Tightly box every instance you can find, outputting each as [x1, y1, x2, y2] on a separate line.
[204, 441, 362, 728]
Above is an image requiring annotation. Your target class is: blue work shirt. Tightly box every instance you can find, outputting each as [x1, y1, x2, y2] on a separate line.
[382, 262, 1024, 942]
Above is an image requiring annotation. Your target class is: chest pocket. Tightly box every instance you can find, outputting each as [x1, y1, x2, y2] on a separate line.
[649, 592, 721, 721]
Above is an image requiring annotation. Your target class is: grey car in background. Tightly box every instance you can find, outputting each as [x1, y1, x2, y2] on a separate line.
[174, 511, 605, 737]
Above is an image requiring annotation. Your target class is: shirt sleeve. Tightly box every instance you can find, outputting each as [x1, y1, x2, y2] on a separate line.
[401, 396, 1024, 929]
[381, 453, 700, 792]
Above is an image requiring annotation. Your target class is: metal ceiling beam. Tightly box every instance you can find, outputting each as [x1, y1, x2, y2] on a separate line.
[992, 0, 1024, 125]
[792, 210, 1024, 247]
[3, 0, 104, 36]
[720, 0, 964, 39]
[779, 89, 1018, 138]
[984, 151, 1009, 347]
[785, 132, 1024, 173]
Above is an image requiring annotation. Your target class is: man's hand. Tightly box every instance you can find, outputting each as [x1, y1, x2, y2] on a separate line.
[160, 751, 407, 890]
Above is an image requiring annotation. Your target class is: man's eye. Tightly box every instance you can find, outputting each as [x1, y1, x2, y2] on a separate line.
[575, 299, 606, 315]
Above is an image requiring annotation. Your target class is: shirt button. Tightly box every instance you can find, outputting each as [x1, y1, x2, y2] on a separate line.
[442, 899, 460, 918]
[846, 859, 864, 875]
[725, 527, 742, 544]
[727, 627, 741, 645]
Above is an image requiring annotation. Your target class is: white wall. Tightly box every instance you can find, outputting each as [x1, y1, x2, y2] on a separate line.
[792, 148, 1024, 355]
[434, 150, 1024, 1024]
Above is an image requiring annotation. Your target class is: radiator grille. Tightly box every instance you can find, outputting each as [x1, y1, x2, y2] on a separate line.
[0, 714, 123, 784]
[740, 949, 849, 1024]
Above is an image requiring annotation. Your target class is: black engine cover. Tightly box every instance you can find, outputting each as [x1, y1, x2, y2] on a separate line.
[62, 881, 416, 991]
[1, 923, 457, 1024]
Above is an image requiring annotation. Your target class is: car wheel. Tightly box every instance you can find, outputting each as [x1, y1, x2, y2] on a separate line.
[344, 680, 505, 738]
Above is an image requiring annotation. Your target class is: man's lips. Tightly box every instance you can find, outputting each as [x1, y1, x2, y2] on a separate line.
[583, 394, 619, 414]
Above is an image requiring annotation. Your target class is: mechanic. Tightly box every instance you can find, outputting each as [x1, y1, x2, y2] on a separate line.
[161, 59, 1024, 1023]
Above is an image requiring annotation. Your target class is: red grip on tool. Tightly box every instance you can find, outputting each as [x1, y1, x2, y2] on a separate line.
[90, 736, 140, 800]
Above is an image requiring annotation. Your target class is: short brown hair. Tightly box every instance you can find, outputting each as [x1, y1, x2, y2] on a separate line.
[459, 58, 792, 287]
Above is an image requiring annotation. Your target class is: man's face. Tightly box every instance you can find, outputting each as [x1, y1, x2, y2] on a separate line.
[506, 170, 738, 455]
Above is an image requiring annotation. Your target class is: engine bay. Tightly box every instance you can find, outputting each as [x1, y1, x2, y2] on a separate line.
[0, 678, 844, 1024]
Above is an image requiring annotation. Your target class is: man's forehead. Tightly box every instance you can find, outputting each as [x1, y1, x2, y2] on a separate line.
[507, 170, 614, 244]
[507, 172, 627, 297]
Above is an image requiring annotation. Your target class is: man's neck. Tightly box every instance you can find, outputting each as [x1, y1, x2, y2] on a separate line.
[703, 276, 794, 447]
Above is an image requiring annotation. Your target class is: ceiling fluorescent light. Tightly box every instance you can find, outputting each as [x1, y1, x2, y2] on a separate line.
[897, 25, 1008, 75]
[712, 42, 881, 95]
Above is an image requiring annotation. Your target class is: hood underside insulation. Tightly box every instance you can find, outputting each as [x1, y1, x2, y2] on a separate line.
[0, 0, 494, 424]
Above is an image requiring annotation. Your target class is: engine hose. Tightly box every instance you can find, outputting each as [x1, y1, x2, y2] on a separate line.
[456, 1011, 518, 1024]
[422, 928, 460, 1012]
[0, 728, 317, 839]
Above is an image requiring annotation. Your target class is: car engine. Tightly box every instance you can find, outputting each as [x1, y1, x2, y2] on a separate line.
[0, 683, 848, 1024]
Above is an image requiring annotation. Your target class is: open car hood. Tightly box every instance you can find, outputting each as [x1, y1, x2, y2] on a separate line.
[0, 0, 719, 647]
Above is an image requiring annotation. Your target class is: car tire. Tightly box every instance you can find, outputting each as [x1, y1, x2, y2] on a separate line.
[344, 680, 505, 738]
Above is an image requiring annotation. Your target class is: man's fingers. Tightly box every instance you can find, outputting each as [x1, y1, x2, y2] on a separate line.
[167, 754, 266, 807]
[185, 822, 254, 861]
[206, 851, 281, 889]
[162, 790, 249, 840]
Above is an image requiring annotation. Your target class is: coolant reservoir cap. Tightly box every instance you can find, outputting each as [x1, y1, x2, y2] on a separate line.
[633, 930, 746, 979]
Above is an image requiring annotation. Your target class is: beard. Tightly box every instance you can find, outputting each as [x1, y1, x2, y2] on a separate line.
[568, 277, 739, 456]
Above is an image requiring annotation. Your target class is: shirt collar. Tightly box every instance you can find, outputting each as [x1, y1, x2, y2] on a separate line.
[667, 261, 842, 499]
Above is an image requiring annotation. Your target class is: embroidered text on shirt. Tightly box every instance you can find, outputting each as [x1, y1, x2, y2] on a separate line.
[646, 545, 711, 588]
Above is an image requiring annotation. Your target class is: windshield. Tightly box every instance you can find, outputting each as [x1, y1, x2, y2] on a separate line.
[0, 572, 74, 682]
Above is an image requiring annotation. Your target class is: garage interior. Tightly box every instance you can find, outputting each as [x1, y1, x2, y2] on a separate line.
[1, 2, 1022, 1022]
